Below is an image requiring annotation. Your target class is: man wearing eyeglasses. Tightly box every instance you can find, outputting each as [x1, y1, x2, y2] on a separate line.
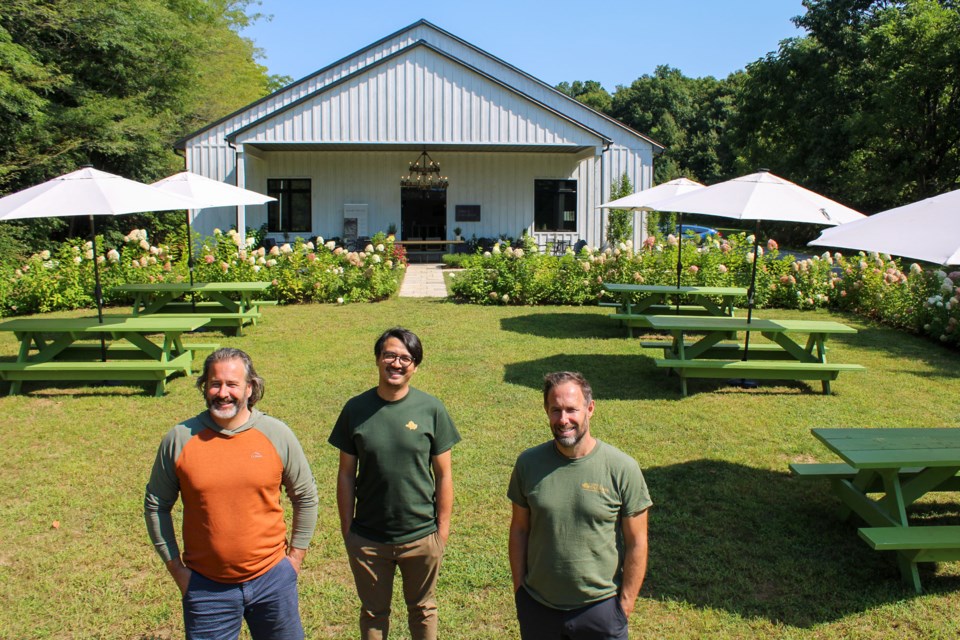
[329, 327, 461, 640]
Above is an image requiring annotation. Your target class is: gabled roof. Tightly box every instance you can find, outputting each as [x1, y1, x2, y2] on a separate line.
[225, 40, 610, 147]
[176, 19, 662, 151]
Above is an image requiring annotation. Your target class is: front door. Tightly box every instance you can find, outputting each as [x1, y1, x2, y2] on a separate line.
[401, 188, 446, 240]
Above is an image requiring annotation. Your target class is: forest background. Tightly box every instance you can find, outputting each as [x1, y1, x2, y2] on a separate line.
[1, 0, 958, 257]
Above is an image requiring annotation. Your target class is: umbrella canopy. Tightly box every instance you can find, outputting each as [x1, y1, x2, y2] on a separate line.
[0, 167, 200, 336]
[599, 177, 704, 210]
[647, 169, 866, 360]
[645, 170, 865, 225]
[809, 188, 960, 265]
[151, 171, 275, 208]
[152, 171, 275, 285]
[0, 167, 199, 221]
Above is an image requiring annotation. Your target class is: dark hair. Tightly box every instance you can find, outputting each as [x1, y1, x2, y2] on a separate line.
[196, 347, 265, 407]
[374, 327, 423, 365]
[542, 371, 593, 406]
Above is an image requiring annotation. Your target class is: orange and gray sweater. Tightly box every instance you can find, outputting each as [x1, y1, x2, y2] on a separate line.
[144, 409, 318, 583]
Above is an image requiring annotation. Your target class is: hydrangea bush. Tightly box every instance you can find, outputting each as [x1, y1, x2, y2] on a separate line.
[449, 232, 952, 347]
[0, 228, 405, 316]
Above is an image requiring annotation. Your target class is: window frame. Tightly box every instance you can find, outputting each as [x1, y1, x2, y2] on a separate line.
[534, 179, 578, 232]
[266, 178, 312, 233]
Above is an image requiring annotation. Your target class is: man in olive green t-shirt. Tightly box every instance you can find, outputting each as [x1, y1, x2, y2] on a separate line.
[330, 327, 460, 640]
[508, 371, 652, 640]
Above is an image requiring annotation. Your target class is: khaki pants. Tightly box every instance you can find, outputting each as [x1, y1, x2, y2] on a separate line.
[345, 530, 445, 640]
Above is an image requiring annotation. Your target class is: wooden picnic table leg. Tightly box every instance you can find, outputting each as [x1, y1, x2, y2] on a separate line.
[898, 552, 923, 594]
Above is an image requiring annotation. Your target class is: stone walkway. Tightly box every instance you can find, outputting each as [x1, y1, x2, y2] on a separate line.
[398, 263, 448, 297]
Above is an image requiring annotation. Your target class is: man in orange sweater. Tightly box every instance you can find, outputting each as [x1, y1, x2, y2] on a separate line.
[145, 348, 318, 640]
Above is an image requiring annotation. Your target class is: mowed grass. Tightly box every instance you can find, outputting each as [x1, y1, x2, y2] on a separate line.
[1, 299, 960, 639]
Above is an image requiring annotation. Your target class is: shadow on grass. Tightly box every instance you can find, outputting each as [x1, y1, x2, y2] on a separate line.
[504, 355, 836, 401]
[643, 459, 960, 627]
[500, 313, 623, 340]
[503, 354, 677, 401]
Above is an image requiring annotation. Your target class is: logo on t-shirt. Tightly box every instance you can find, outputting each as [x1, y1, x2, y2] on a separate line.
[251, 451, 263, 459]
[581, 482, 609, 495]
[405, 421, 418, 430]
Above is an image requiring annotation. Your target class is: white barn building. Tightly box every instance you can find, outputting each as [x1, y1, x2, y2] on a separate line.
[177, 20, 662, 251]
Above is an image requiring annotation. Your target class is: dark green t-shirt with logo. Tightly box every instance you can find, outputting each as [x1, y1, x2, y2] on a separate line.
[329, 387, 461, 544]
[508, 439, 652, 609]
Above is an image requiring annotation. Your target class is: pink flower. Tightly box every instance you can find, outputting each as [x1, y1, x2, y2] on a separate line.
[688, 265, 699, 274]
[204, 254, 215, 264]
[767, 239, 779, 251]
[718, 264, 728, 274]
[643, 236, 656, 249]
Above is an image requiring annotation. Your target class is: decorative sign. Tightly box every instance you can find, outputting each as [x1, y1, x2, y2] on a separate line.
[455, 204, 481, 222]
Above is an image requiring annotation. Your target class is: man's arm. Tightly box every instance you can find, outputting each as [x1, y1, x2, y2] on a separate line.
[508, 503, 531, 593]
[432, 449, 454, 543]
[335, 451, 358, 539]
[164, 557, 192, 596]
[618, 509, 649, 618]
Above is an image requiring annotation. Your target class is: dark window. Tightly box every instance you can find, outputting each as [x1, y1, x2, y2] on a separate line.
[534, 179, 577, 232]
[267, 179, 311, 233]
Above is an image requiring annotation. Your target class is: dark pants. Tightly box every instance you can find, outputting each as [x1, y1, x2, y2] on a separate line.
[182, 558, 303, 640]
[515, 586, 628, 640]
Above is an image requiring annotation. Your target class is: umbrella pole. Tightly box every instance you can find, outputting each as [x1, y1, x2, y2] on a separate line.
[89, 215, 107, 362]
[185, 210, 196, 312]
[743, 221, 761, 362]
[675, 214, 684, 314]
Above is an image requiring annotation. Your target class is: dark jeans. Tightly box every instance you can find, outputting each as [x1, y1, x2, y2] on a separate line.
[182, 557, 303, 640]
[515, 586, 628, 640]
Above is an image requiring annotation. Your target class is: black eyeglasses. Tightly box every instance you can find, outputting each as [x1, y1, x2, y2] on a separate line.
[380, 352, 414, 366]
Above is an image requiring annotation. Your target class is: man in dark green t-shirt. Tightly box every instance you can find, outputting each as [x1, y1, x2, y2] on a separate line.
[508, 371, 652, 639]
[329, 327, 461, 640]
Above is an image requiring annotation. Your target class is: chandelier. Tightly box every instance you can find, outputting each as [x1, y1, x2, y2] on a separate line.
[400, 149, 449, 190]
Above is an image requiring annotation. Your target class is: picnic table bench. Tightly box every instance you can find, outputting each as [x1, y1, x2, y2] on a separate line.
[796, 427, 960, 593]
[602, 284, 747, 337]
[644, 315, 864, 396]
[0, 316, 212, 396]
[111, 282, 273, 335]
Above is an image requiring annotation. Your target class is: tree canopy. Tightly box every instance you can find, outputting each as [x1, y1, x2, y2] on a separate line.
[560, 0, 960, 215]
[0, 0, 277, 253]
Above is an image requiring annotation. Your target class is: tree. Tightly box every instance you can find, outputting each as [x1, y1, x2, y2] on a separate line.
[732, 0, 960, 212]
[0, 0, 276, 254]
[608, 66, 741, 185]
[556, 80, 613, 113]
[606, 173, 633, 246]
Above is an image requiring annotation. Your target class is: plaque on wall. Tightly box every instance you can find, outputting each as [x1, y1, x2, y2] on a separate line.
[455, 205, 481, 222]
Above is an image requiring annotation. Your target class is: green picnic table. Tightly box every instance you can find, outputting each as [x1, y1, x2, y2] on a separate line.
[644, 315, 865, 396]
[602, 283, 747, 337]
[792, 428, 960, 593]
[0, 316, 214, 396]
[111, 281, 273, 335]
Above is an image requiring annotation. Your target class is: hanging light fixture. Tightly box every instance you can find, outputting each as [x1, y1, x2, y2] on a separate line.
[400, 149, 449, 191]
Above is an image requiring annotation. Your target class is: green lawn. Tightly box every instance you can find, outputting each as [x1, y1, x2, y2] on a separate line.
[1, 299, 959, 639]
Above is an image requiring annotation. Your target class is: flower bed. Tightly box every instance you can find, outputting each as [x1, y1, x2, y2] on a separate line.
[0, 229, 406, 316]
[448, 232, 952, 347]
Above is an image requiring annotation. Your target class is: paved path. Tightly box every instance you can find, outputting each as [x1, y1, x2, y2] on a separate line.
[398, 263, 448, 298]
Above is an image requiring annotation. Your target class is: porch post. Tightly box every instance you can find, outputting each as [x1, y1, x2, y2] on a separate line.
[235, 144, 247, 246]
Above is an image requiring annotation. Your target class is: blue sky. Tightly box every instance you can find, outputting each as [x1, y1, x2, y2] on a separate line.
[242, 0, 807, 91]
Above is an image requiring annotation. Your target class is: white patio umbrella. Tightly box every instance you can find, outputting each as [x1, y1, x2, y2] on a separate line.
[809, 188, 960, 265]
[647, 169, 865, 359]
[152, 171, 276, 285]
[0, 167, 201, 343]
[601, 178, 707, 290]
[599, 177, 705, 210]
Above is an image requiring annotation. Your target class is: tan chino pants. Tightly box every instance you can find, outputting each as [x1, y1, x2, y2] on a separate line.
[345, 530, 445, 640]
